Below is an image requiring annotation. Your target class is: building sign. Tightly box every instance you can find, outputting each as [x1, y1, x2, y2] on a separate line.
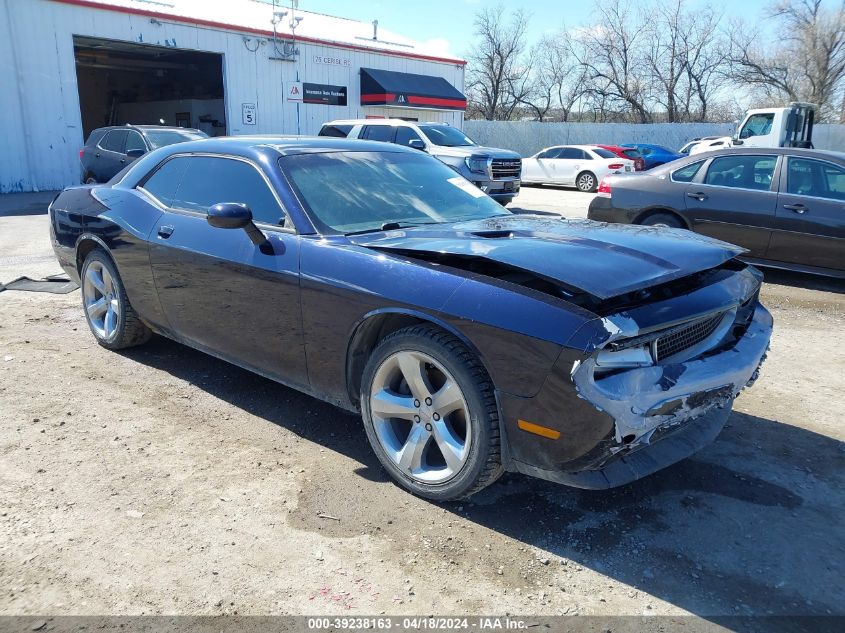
[313, 54, 352, 67]
[302, 83, 348, 106]
[286, 82, 303, 102]
[241, 103, 256, 125]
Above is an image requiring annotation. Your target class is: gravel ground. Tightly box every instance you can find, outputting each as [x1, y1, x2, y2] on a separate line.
[1, 190, 844, 619]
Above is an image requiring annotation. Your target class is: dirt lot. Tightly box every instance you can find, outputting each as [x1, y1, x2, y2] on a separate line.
[1, 188, 844, 619]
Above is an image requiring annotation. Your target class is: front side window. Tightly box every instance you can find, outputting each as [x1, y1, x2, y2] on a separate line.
[537, 148, 562, 159]
[125, 131, 146, 153]
[319, 124, 352, 138]
[279, 151, 509, 234]
[671, 160, 705, 183]
[418, 125, 475, 147]
[395, 126, 424, 147]
[171, 157, 285, 225]
[704, 155, 777, 191]
[786, 157, 845, 200]
[101, 130, 128, 153]
[739, 113, 775, 139]
[143, 129, 207, 149]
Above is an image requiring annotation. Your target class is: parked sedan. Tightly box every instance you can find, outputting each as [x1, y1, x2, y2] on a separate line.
[50, 137, 771, 500]
[522, 145, 635, 192]
[597, 145, 645, 171]
[80, 124, 208, 184]
[588, 147, 845, 278]
[621, 143, 684, 169]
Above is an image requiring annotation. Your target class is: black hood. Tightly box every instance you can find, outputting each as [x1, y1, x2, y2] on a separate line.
[351, 216, 745, 300]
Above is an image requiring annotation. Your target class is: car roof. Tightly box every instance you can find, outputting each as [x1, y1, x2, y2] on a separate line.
[92, 124, 202, 133]
[683, 146, 845, 160]
[322, 118, 444, 127]
[116, 135, 417, 188]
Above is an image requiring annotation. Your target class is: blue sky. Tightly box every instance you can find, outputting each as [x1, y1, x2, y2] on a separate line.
[298, 0, 775, 59]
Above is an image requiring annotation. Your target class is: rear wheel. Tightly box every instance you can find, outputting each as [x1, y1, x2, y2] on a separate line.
[640, 212, 684, 229]
[81, 249, 151, 350]
[576, 171, 598, 193]
[361, 325, 503, 501]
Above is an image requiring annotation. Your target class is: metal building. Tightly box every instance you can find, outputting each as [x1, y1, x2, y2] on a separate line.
[0, 0, 467, 192]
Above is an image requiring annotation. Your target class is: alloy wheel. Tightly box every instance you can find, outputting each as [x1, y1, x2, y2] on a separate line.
[578, 173, 595, 191]
[369, 350, 471, 483]
[82, 260, 120, 340]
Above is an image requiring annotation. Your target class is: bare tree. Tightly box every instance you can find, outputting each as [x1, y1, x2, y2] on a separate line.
[519, 33, 585, 121]
[643, 0, 727, 122]
[572, 0, 653, 122]
[729, 0, 845, 119]
[466, 7, 533, 120]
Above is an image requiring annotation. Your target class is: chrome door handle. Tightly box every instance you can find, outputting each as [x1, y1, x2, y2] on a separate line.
[157, 225, 175, 238]
[783, 203, 807, 214]
[687, 192, 708, 202]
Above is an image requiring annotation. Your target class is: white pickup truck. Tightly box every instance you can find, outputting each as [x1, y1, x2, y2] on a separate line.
[689, 102, 816, 155]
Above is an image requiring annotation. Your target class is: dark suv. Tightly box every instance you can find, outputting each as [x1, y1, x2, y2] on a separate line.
[80, 125, 208, 184]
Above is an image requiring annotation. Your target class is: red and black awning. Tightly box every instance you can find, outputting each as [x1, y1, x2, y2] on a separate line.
[360, 67, 467, 111]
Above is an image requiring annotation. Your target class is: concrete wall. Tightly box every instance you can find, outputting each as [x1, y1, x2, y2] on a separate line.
[0, 0, 466, 192]
[464, 120, 845, 156]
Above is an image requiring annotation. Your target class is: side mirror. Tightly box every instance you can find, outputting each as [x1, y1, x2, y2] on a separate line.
[408, 139, 426, 151]
[126, 148, 146, 159]
[208, 202, 253, 229]
[733, 139, 744, 145]
[207, 202, 268, 247]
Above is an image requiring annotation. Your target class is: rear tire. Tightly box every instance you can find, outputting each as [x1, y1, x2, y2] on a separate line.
[81, 249, 151, 350]
[361, 325, 503, 501]
[576, 171, 598, 193]
[640, 212, 684, 229]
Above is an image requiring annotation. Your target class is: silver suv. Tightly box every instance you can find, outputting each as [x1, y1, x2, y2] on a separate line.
[319, 119, 522, 205]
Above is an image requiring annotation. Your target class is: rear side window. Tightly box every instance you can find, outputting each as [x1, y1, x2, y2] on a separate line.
[141, 157, 190, 207]
[671, 161, 704, 183]
[622, 149, 641, 159]
[704, 155, 776, 191]
[786, 157, 845, 200]
[591, 148, 615, 159]
[319, 124, 352, 138]
[363, 126, 395, 143]
[171, 156, 285, 225]
[101, 130, 128, 153]
[559, 148, 584, 159]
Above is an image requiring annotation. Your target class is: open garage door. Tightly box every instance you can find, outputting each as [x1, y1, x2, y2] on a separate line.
[73, 36, 227, 140]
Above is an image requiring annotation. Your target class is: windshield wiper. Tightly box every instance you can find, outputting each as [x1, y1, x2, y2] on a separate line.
[346, 221, 438, 236]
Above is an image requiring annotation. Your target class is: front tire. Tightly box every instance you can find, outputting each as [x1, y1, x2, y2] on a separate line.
[81, 249, 151, 350]
[361, 325, 503, 501]
[576, 171, 598, 193]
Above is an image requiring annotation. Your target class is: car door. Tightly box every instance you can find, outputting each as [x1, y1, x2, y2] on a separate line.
[361, 125, 396, 143]
[143, 154, 308, 387]
[95, 129, 129, 181]
[768, 156, 845, 272]
[524, 148, 562, 182]
[683, 154, 779, 257]
[544, 147, 584, 184]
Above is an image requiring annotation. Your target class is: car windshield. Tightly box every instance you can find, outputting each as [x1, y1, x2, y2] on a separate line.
[279, 151, 510, 234]
[418, 125, 475, 147]
[591, 148, 616, 159]
[143, 129, 208, 149]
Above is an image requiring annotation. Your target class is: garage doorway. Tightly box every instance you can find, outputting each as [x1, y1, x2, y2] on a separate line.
[73, 36, 227, 140]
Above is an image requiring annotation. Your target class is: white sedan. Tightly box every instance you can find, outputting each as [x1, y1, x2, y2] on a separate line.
[521, 145, 635, 192]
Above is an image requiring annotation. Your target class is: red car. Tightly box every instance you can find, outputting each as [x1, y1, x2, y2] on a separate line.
[598, 145, 645, 171]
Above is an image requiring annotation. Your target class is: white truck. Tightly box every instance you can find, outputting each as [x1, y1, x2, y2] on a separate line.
[688, 102, 816, 155]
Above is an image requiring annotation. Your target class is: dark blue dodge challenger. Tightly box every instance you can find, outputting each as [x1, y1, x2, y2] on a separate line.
[49, 137, 772, 500]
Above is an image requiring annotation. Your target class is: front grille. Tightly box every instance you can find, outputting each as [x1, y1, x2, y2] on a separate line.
[655, 312, 725, 361]
[491, 158, 521, 179]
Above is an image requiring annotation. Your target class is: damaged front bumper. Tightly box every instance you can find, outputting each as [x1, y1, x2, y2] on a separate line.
[500, 301, 772, 489]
